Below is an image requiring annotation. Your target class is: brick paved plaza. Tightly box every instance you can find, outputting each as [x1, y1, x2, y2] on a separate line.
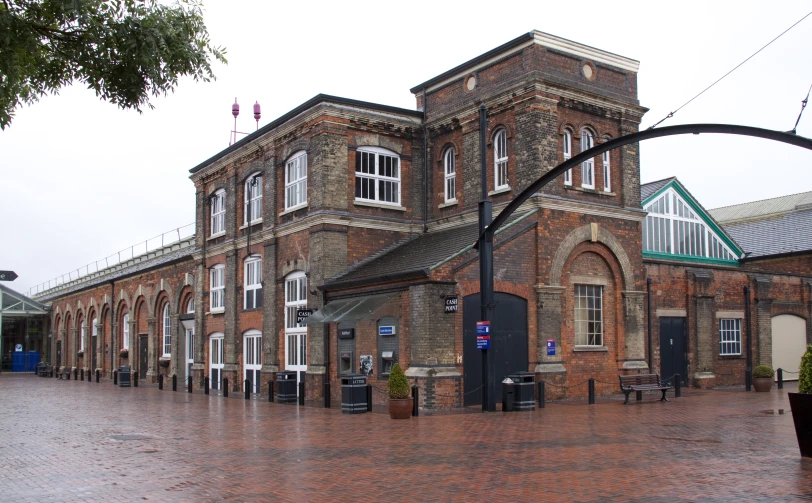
[0, 374, 809, 502]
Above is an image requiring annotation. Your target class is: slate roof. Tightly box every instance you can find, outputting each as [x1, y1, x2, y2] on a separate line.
[640, 177, 675, 202]
[709, 191, 812, 224]
[324, 211, 536, 290]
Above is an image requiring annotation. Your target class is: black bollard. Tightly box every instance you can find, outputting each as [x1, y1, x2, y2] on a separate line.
[158, 374, 163, 390]
[777, 368, 784, 389]
[298, 381, 305, 406]
[172, 374, 177, 392]
[588, 378, 595, 405]
[188, 376, 193, 394]
[81, 369, 85, 381]
[412, 384, 419, 417]
[366, 384, 372, 412]
[74, 368, 78, 380]
[133, 371, 138, 386]
[113, 370, 117, 385]
[245, 380, 250, 400]
[324, 380, 330, 409]
[223, 378, 228, 398]
[268, 380, 274, 402]
[96, 369, 99, 383]
[204, 376, 209, 395]
[538, 381, 546, 409]
[674, 374, 681, 398]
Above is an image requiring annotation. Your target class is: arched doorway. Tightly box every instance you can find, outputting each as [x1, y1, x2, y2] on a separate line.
[463, 292, 528, 406]
[210, 333, 224, 390]
[243, 330, 262, 394]
[771, 314, 807, 381]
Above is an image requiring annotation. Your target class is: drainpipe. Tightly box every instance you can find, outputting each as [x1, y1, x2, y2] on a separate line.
[744, 285, 752, 391]
[422, 88, 429, 233]
[647, 277, 653, 373]
[110, 280, 115, 377]
[323, 289, 330, 408]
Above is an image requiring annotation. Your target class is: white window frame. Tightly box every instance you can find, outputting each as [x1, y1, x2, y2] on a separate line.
[563, 130, 572, 186]
[244, 174, 263, 225]
[285, 151, 307, 210]
[162, 304, 171, 357]
[284, 271, 308, 369]
[355, 147, 401, 206]
[244, 256, 263, 310]
[719, 319, 742, 356]
[187, 297, 195, 313]
[92, 317, 97, 342]
[580, 129, 595, 189]
[210, 265, 225, 312]
[443, 147, 456, 203]
[494, 129, 508, 190]
[602, 139, 611, 192]
[122, 314, 129, 349]
[80, 323, 85, 351]
[574, 284, 603, 347]
[211, 190, 226, 236]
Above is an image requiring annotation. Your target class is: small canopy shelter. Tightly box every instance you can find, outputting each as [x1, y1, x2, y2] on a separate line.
[1, 284, 50, 371]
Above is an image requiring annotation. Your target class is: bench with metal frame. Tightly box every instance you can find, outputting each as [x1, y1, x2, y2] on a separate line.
[618, 374, 671, 404]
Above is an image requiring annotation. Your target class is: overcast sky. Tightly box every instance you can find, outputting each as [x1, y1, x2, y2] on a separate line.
[2, 0, 811, 296]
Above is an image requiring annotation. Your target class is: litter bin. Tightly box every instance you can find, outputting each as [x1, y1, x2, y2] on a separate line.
[276, 371, 298, 404]
[341, 373, 368, 414]
[509, 371, 536, 411]
[118, 366, 131, 387]
[37, 363, 46, 377]
[502, 378, 515, 412]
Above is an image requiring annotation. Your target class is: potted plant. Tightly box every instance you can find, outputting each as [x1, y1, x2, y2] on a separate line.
[752, 365, 774, 392]
[387, 363, 412, 419]
[119, 348, 128, 358]
[789, 344, 812, 457]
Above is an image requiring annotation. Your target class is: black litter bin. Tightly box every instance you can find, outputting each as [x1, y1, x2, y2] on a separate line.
[276, 371, 298, 404]
[341, 374, 368, 414]
[118, 366, 131, 387]
[502, 379, 515, 412]
[37, 363, 46, 377]
[509, 371, 536, 411]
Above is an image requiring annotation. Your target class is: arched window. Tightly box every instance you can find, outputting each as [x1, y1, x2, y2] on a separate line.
[80, 320, 86, 352]
[122, 313, 129, 349]
[210, 264, 225, 312]
[284, 271, 307, 369]
[580, 129, 594, 189]
[92, 316, 97, 343]
[162, 304, 171, 357]
[285, 151, 307, 210]
[244, 255, 263, 310]
[563, 130, 572, 186]
[355, 146, 400, 205]
[493, 129, 508, 190]
[244, 174, 263, 224]
[187, 297, 195, 313]
[443, 147, 456, 203]
[211, 189, 226, 236]
[602, 137, 611, 192]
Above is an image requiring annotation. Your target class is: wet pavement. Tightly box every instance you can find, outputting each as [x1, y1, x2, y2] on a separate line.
[0, 374, 809, 502]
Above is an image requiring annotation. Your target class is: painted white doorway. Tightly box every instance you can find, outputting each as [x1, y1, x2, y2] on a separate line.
[772, 314, 806, 381]
[285, 332, 307, 394]
[210, 333, 224, 391]
[244, 331, 262, 394]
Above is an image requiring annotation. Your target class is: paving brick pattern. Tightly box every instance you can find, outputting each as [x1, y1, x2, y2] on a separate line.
[1, 374, 810, 502]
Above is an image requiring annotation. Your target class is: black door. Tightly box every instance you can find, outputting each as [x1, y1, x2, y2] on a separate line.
[139, 335, 148, 380]
[91, 336, 97, 370]
[56, 341, 62, 368]
[463, 293, 528, 406]
[659, 317, 687, 386]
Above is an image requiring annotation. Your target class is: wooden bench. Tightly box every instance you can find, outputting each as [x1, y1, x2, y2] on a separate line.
[59, 366, 73, 380]
[619, 374, 672, 404]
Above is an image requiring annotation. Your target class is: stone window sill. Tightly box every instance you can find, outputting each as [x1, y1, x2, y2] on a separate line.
[208, 308, 225, 315]
[353, 200, 407, 212]
[573, 345, 608, 352]
[719, 354, 744, 359]
[207, 232, 226, 241]
[488, 186, 511, 197]
[279, 205, 307, 217]
[438, 200, 458, 209]
[239, 219, 263, 230]
[565, 186, 616, 197]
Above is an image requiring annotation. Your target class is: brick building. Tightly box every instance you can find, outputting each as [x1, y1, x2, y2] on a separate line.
[31, 31, 811, 408]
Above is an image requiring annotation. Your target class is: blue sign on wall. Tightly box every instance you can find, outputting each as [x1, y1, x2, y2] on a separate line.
[476, 321, 490, 336]
[476, 335, 491, 350]
[547, 339, 556, 356]
[378, 326, 395, 336]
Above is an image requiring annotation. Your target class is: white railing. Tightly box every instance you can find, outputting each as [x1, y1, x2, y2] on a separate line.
[29, 223, 196, 297]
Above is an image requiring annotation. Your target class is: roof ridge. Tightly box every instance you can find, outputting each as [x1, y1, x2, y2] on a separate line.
[640, 176, 676, 188]
[709, 190, 812, 211]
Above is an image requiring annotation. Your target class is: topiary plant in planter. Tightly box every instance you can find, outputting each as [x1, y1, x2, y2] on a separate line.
[752, 365, 774, 392]
[789, 344, 812, 457]
[387, 363, 412, 419]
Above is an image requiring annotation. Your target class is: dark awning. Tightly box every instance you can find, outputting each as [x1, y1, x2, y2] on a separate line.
[303, 293, 397, 325]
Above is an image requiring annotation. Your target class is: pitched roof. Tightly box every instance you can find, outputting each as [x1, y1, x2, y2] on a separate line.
[708, 191, 812, 224]
[640, 177, 675, 202]
[324, 211, 536, 290]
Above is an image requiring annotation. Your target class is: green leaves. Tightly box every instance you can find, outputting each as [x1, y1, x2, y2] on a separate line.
[0, 0, 226, 129]
[799, 344, 812, 394]
[387, 363, 411, 400]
